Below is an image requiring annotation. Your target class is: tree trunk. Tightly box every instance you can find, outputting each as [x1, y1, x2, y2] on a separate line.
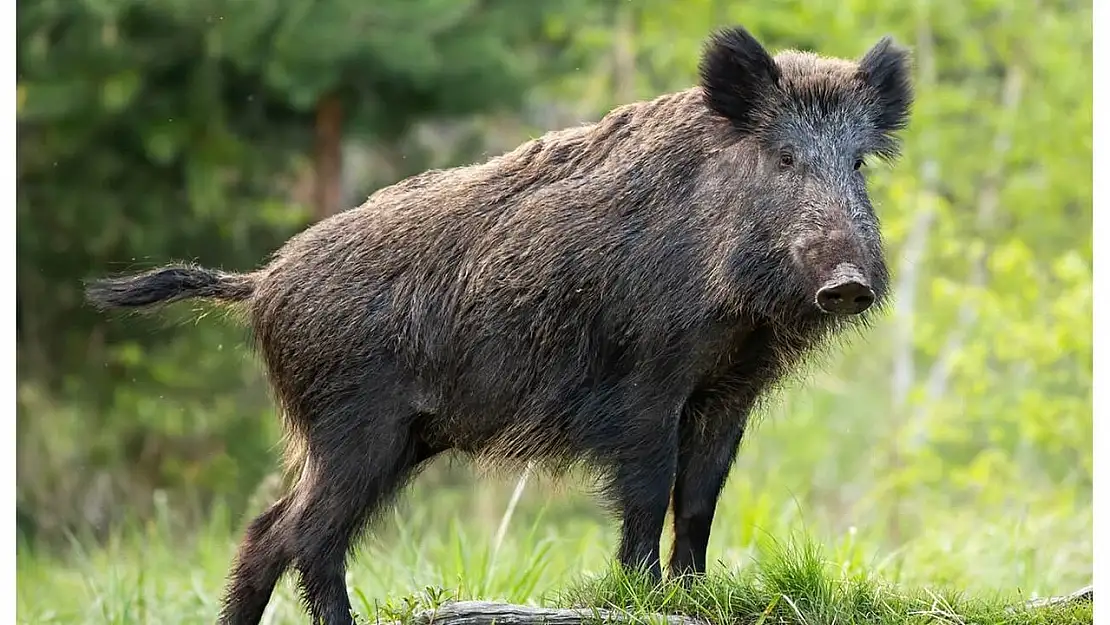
[313, 92, 344, 221]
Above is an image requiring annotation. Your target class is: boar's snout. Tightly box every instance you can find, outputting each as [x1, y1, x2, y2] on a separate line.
[790, 224, 878, 315]
[814, 264, 875, 315]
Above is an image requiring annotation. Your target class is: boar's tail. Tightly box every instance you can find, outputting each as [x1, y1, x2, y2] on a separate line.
[84, 263, 257, 311]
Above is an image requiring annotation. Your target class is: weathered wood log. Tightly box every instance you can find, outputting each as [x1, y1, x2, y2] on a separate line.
[1020, 584, 1093, 610]
[379, 585, 1092, 625]
[378, 601, 707, 625]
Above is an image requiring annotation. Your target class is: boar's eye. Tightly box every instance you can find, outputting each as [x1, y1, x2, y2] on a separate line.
[779, 151, 795, 169]
[853, 158, 865, 171]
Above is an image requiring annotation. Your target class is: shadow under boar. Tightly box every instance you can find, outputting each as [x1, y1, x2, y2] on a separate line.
[85, 25, 913, 625]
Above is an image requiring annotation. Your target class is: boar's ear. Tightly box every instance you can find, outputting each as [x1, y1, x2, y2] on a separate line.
[857, 36, 914, 134]
[698, 26, 781, 133]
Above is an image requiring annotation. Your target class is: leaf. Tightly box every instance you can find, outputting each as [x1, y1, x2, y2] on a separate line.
[99, 71, 142, 112]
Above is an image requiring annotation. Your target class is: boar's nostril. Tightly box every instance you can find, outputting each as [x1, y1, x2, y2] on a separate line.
[815, 280, 875, 315]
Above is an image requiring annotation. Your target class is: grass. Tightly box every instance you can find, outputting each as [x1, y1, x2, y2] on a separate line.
[16, 460, 1092, 625]
[555, 541, 1093, 625]
[368, 536, 1093, 625]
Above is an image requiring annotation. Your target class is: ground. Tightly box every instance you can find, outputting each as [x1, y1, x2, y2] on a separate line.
[16, 463, 1093, 625]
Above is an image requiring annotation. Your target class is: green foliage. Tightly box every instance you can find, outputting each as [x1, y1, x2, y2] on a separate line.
[16, 0, 600, 535]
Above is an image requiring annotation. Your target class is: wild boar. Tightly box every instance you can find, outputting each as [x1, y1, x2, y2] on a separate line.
[85, 25, 913, 625]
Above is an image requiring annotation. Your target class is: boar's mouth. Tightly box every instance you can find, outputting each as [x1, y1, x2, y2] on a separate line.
[813, 263, 875, 316]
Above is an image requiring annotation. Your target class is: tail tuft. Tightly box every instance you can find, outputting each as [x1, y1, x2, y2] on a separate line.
[84, 263, 256, 311]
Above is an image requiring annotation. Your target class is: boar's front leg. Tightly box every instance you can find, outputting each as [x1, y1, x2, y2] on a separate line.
[668, 404, 750, 580]
[604, 407, 682, 583]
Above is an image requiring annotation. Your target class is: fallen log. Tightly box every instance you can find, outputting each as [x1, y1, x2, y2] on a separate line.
[1021, 584, 1093, 610]
[377, 584, 1093, 625]
[379, 601, 707, 625]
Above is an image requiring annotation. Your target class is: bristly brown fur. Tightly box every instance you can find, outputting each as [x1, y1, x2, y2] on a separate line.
[84, 25, 914, 625]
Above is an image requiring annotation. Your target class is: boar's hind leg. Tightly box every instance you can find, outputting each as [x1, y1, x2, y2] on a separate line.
[287, 403, 442, 625]
[668, 408, 749, 580]
[218, 496, 294, 625]
[605, 414, 682, 583]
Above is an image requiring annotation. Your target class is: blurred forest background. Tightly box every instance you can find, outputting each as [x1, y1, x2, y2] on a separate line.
[15, 0, 1092, 622]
